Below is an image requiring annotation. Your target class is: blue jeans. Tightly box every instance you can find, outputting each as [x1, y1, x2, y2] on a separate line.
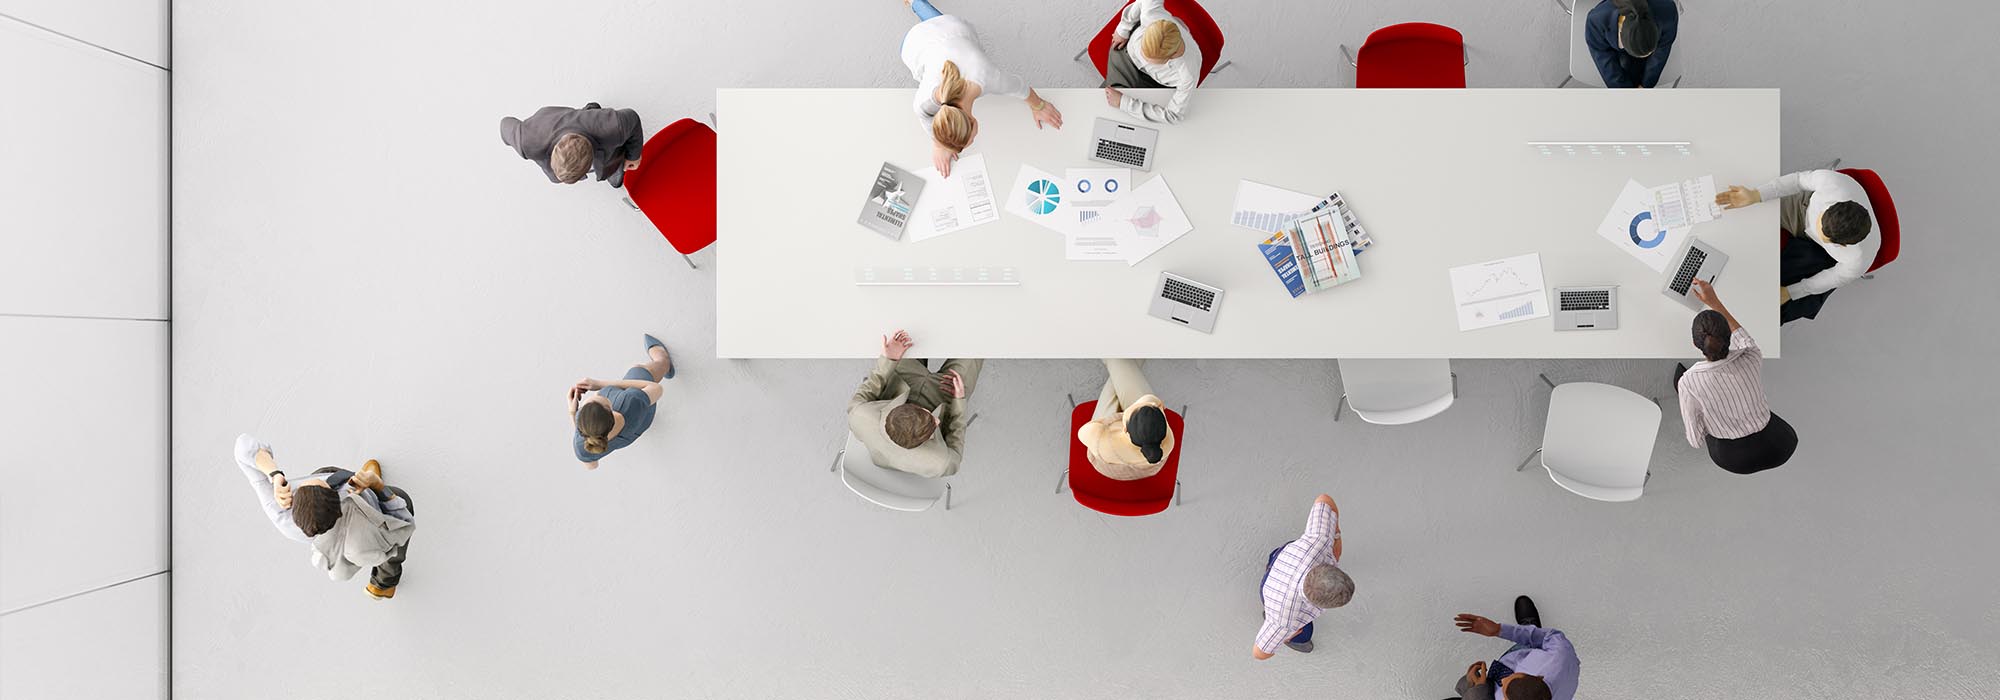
[910, 0, 942, 21]
[1262, 543, 1313, 644]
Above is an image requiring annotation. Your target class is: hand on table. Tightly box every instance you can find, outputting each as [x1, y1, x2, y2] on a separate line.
[931, 145, 957, 178]
[1715, 185, 1761, 210]
[1454, 613, 1502, 637]
[883, 330, 915, 361]
[1103, 87, 1124, 108]
[1031, 100, 1063, 130]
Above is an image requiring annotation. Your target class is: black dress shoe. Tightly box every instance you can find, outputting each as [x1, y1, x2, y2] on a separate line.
[1515, 595, 1542, 628]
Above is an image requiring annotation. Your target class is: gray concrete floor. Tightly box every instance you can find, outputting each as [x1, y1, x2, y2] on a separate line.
[172, 1, 1999, 698]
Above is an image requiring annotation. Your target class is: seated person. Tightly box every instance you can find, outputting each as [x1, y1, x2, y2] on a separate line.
[1675, 280, 1798, 475]
[1102, 0, 1204, 124]
[1585, 0, 1679, 88]
[500, 102, 645, 188]
[846, 329, 981, 477]
[1076, 359, 1174, 480]
[1715, 169, 1879, 323]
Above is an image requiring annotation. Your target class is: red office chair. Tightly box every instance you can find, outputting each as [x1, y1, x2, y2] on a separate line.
[1776, 167, 1899, 278]
[1075, 0, 1229, 85]
[1340, 22, 1468, 88]
[622, 118, 717, 269]
[1058, 399, 1185, 517]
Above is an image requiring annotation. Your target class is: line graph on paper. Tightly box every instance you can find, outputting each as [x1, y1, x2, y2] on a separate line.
[1448, 253, 1550, 331]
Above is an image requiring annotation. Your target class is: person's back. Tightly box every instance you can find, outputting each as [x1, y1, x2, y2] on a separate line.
[1584, 0, 1679, 88]
[499, 103, 645, 188]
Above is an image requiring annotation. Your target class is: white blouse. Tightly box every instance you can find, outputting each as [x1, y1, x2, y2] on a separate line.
[900, 15, 1031, 133]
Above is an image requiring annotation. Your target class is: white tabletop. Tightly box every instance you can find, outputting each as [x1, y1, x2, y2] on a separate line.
[717, 88, 1779, 359]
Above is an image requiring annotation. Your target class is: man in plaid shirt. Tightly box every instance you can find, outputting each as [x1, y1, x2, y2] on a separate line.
[1253, 493, 1354, 659]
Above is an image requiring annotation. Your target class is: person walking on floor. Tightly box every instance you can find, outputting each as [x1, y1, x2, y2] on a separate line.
[846, 329, 981, 477]
[1076, 359, 1174, 480]
[1715, 169, 1879, 323]
[1253, 493, 1354, 659]
[570, 334, 675, 469]
[1448, 596, 1579, 700]
[232, 434, 416, 600]
[899, 0, 1063, 177]
[1675, 279, 1798, 474]
[500, 103, 646, 188]
[1102, 0, 1204, 124]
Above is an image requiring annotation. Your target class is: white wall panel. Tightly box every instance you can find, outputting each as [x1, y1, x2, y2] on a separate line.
[0, 20, 168, 321]
[0, 0, 169, 68]
[0, 575, 168, 700]
[0, 317, 168, 612]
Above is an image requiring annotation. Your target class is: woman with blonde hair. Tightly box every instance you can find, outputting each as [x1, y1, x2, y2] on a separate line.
[900, 0, 1063, 176]
[1103, 0, 1205, 125]
[568, 334, 675, 469]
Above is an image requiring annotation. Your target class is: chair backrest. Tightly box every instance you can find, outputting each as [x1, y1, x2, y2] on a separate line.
[1838, 168, 1899, 272]
[624, 118, 717, 256]
[1336, 358, 1454, 425]
[1065, 400, 1184, 517]
[1357, 22, 1466, 88]
[1088, 0, 1226, 86]
[839, 432, 946, 512]
[1540, 382, 1659, 502]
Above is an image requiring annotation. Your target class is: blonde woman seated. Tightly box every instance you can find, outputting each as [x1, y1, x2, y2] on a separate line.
[1076, 359, 1175, 480]
[900, 0, 1063, 177]
[1103, 0, 1204, 124]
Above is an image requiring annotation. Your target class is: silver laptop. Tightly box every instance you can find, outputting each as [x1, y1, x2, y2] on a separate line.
[1554, 285, 1618, 331]
[1148, 271, 1223, 333]
[1090, 118, 1159, 171]
[1660, 237, 1730, 310]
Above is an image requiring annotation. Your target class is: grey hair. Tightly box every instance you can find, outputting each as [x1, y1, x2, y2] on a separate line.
[1303, 564, 1354, 608]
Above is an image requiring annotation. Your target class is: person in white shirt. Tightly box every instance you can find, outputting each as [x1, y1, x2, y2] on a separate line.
[1102, 0, 1204, 124]
[1715, 169, 1879, 323]
[899, 0, 1063, 177]
[1673, 280, 1798, 474]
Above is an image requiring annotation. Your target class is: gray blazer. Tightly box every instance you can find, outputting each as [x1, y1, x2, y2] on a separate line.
[499, 103, 644, 188]
[845, 357, 968, 478]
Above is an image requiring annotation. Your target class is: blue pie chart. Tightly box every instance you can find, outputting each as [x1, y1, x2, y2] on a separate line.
[1026, 179, 1061, 215]
[1628, 210, 1666, 248]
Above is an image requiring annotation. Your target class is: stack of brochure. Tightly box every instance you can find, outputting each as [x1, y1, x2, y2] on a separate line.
[1256, 194, 1374, 298]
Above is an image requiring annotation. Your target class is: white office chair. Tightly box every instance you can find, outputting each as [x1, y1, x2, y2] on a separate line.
[1334, 359, 1457, 425]
[1516, 374, 1661, 502]
[1556, 0, 1687, 88]
[830, 432, 952, 512]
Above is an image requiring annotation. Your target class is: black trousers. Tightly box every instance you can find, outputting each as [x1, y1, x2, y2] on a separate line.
[1705, 413, 1799, 475]
[1779, 234, 1836, 324]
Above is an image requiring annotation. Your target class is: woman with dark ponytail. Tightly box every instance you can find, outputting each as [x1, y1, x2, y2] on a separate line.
[1077, 359, 1176, 480]
[1675, 280, 1797, 474]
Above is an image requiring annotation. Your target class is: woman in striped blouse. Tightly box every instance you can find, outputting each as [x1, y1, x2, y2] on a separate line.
[1675, 280, 1798, 474]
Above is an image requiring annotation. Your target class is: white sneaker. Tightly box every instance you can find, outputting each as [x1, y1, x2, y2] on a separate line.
[233, 433, 272, 469]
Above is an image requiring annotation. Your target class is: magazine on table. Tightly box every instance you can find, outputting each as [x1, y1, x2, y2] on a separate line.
[856, 162, 925, 239]
[1256, 193, 1372, 297]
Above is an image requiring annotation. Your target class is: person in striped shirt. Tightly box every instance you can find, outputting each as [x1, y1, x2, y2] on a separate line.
[1674, 280, 1798, 474]
[1252, 493, 1353, 659]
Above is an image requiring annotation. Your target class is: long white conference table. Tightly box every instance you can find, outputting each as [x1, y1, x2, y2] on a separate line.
[717, 88, 1778, 359]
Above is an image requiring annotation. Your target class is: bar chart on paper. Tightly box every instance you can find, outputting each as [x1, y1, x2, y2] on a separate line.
[1449, 253, 1550, 331]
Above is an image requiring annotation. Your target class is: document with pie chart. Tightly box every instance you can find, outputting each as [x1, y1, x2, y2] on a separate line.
[1004, 164, 1075, 236]
[1597, 178, 1690, 273]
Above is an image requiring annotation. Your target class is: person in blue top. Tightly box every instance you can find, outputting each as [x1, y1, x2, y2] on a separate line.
[1585, 0, 1679, 88]
[1448, 596, 1581, 700]
[568, 334, 675, 469]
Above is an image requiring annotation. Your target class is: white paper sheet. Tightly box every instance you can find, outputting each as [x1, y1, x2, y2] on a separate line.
[1061, 167, 1132, 233]
[907, 154, 1000, 242]
[1004, 164, 1076, 236]
[1080, 176, 1193, 265]
[1597, 178, 1691, 272]
[1232, 180, 1324, 233]
[1448, 253, 1550, 331]
[1064, 230, 1129, 261]
[1648, 175, 1723, 229]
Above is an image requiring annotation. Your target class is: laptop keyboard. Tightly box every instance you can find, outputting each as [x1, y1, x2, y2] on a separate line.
[1094, 139, 1148, 167]
[1161, 277, 1215, 311]
[1669, 248, 1708, 294]
[1559, 290, 1611, 311]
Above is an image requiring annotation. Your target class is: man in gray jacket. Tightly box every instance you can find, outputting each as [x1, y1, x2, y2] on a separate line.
[233, 434, 416, 600]
[499, 103, 645, 188]
[845, 329, 981, 478]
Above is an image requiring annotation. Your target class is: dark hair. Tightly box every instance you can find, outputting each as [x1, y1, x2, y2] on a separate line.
[291, 483, 343, 537]
[577, 402, 615, 454]
[884, 403, 937, 449]
[1822, 201, 1873, 245]
[1614, 0, 1659, 57]
[1126, 405, 1169, 464]
[1691, 309, 1731, 362]
[1505, 675, 1553, 700]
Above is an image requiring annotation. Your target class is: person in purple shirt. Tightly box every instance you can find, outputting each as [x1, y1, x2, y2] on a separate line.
[1448, 596, 1580, 700]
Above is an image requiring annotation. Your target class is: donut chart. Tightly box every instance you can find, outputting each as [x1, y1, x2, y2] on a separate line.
[1628, 210, 1666, 248]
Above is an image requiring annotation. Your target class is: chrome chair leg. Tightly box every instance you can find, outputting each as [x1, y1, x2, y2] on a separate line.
[1538, 373, 1556, 389]
[944, 482, 953, 511]
[1558, 75, 1574, 88]
[1516, 447, 1543, 472]
[1451, 372, 1460, 399]
[1174, 480, 1183, 506]
[682, 253, 697, 270]
[1209, 59, 1232, 75]
[1334, 395, 1348, 422]
[830, 450, 843, 473]
[1056, 468, 1069, 494]
[1072, 47, 1088, 62]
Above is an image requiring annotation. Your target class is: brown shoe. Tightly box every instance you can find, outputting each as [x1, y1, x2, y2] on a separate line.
[366, 583, 396, 600]
[360, 459, 383, 482]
